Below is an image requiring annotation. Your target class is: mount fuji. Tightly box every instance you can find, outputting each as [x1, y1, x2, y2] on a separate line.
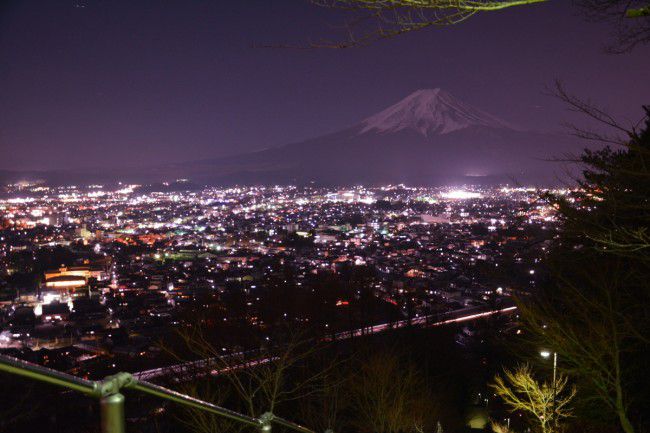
[359, 88, 519, 136]
[1, 89, 586, 186]
[156, 88, 583, 185]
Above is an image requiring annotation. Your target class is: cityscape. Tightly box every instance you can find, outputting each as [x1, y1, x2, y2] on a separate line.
[0, 182, 555, 427]
[1, 183, 549, 356]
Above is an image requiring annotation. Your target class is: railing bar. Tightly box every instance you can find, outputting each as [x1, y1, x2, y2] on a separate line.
[272, 415, 316, 433]
[0, 354, 96, 395]
[129, 380, 263, 428]
[0, 354, 318, 433]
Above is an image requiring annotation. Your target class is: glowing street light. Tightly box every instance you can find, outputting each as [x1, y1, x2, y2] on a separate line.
[540, 350, 558, 417]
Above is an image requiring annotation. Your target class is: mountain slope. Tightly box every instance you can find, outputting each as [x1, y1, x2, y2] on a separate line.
[2, 89, 587, 186]
[360, 88, 519, 135]
[162, 89, 584, 185]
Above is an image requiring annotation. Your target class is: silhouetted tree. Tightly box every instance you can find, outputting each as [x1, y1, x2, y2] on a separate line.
[576, 0, 650, 51]
[519, 102, 650, 433]
[348, 348, 441, 433]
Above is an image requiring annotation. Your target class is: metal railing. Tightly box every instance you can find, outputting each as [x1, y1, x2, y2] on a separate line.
[0, 353, 318, 433]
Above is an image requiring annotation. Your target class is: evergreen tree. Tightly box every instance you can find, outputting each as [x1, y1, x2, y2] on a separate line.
[520, 107, 650, 433]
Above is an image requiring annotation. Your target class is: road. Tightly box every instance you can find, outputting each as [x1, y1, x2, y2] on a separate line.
[132, 303, 517, 382]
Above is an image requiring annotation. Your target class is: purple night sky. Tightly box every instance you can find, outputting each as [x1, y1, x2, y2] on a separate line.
[1, 0, 649, 171]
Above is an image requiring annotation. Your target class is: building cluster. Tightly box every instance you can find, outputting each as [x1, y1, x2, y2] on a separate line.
[0, 183, 561, 378]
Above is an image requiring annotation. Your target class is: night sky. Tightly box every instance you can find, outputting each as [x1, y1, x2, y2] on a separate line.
[1, 0, 649, 171]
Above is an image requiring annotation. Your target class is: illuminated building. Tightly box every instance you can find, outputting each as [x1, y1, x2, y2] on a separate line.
[44, 266, 106, 282]
[44, 275, 87, 290]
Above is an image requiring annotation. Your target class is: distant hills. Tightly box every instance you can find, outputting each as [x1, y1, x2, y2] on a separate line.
[2, 89, 588, 186]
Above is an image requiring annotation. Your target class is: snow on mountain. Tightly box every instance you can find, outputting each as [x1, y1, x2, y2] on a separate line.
[360, 88, 519, 136]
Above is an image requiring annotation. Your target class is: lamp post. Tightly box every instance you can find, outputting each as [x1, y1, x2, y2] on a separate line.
[540, 350, 558, 425]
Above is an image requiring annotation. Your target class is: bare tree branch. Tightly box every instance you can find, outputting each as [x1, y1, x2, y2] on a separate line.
[269, 0, 548, 48]
[575, 0, 650, 51]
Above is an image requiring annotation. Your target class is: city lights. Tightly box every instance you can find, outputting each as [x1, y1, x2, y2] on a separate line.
[440, 189, 482, 200]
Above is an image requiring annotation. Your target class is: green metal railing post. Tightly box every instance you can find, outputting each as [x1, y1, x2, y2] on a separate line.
[0, 353, 322, 433]
[101, 392, 126, 433]
[95, 372, 133, 433]
[260, 412, 274, 433]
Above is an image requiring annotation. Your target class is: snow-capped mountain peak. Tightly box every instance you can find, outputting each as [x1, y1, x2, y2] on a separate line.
[360, 88, 518, 136]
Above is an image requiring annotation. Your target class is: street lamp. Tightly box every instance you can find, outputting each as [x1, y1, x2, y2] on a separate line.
[540, 350, 558, 422]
